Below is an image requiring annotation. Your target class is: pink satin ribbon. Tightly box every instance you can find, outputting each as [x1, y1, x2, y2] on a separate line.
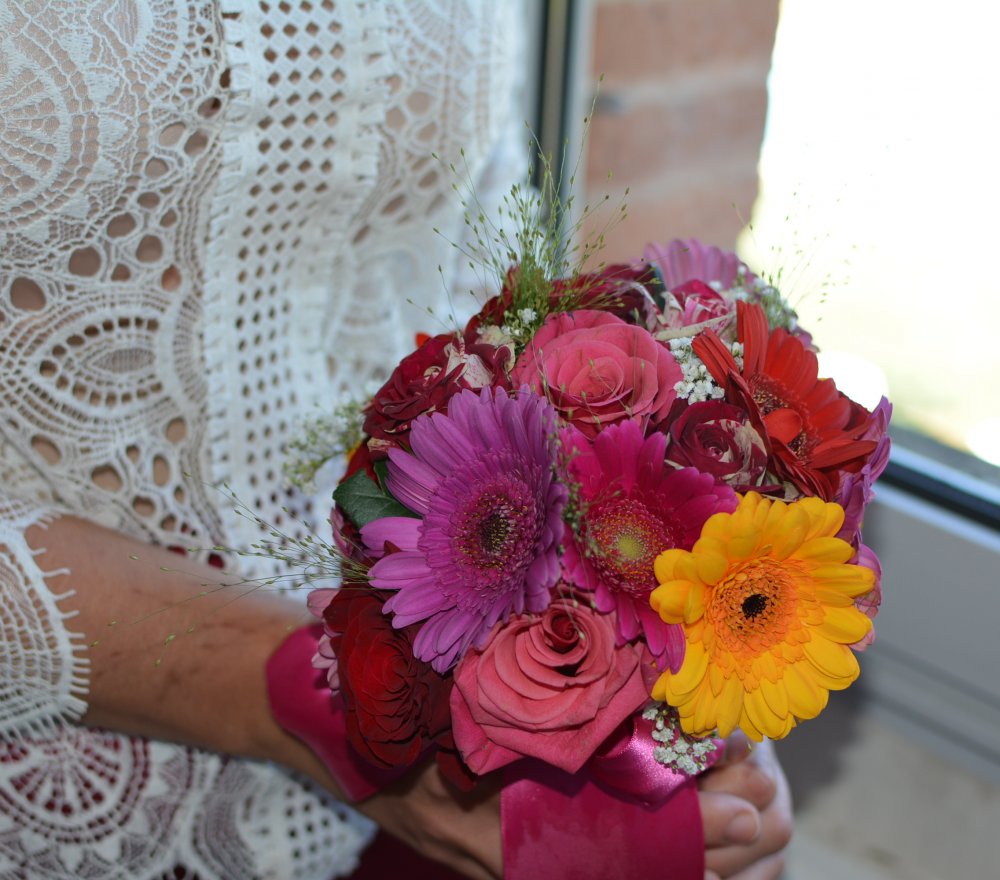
[268, 626, 716, 878]
[502, 715, 718, 880]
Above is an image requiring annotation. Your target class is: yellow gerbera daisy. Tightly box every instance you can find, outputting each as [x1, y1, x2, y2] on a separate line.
[650, 491, 874, 741]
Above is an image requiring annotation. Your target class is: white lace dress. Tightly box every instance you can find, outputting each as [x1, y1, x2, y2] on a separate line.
[0, 2, 525, 877]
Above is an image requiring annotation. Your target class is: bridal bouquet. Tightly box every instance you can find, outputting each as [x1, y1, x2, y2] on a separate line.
[280, 231, 889, 807]
[264, 163, 890, 876]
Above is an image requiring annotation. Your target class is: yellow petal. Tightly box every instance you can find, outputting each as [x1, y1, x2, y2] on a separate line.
[664, 642, 710, 696]
[650, 579, 690, 622]
[803, 637, 860, 684]
[715, 674, 745, 738]
[794, 536, 854, 564]
[805, 499, 845, 541]
[654, 548, 689, 583]
[738, 706, 765, 742]
[817, 605, 873, 644]
[708, 657, 727, 696]
[744, 687, 786, 739]
[696, 550, 730, 585]
[728, 531, 761, 563]
[756, 650, 782, 683]
[651, 672, 669, 703]
[784, 661, 829, 719]
[684, 582, 707, 623]
[759, 675, 790, 720]
[807, 562, 873, 586]
[700, 512, 735, 544]
[766, 510, 808, 560]
[810, 563, 875, 598]
[691, 680, 718, 735]
[749, 493, 774, 529]
[813, 587, 856, 607]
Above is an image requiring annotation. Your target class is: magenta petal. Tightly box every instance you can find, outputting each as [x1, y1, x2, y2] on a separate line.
[361, 516, 421, 555]
[383, 579, 449, 625]
[386, 449, 439, 514]
[637, 602, 685, 671]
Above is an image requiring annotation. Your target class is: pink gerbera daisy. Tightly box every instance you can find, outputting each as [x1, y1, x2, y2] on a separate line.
[562, 420, 737, 671]
[361, 388, 566, 672]
[644, 238, 754, 290]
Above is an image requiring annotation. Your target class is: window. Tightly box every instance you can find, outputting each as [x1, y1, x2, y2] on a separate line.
[545, 0, 1000, 779]
[743, 0, 1000, 476]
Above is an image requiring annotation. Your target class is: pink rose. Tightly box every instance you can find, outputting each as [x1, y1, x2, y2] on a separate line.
[670, 279, 734, 328]
[512, 310, 680, 438]
[450, 595, 649, 775]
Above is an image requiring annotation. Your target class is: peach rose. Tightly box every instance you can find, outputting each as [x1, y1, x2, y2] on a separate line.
[449, 595, 649, 775]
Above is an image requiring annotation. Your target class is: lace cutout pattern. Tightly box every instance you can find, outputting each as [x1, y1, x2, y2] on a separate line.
[0, 501, 88, 736]
[0, 1, 525, 877]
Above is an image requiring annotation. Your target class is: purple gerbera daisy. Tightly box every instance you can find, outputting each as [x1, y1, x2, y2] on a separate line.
[562, 419, 737, 672]
[361, 387, 566, 672]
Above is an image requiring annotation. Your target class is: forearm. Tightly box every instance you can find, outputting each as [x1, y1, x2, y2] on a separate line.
[25, 515, 342, 794]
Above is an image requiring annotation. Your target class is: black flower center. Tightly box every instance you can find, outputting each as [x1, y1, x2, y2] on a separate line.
[741, 593, 768, 620]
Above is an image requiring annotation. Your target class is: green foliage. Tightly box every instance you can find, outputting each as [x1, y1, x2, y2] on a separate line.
[333, 469, 418, 529]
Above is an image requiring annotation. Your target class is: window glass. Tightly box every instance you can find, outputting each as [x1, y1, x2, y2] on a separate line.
[739, 1, 1000, 468]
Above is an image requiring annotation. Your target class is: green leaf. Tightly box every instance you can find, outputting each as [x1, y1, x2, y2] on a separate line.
[333, 470, 418, 529]
[373, 458, 391, 493]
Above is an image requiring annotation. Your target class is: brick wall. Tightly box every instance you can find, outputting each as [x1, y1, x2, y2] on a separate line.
[577, 0, 779, 262]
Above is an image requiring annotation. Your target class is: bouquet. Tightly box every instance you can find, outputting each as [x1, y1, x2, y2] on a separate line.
[266, 178, 890, 877]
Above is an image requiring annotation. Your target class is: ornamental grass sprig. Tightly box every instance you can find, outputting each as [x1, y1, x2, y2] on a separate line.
[435, 84, 631, 342]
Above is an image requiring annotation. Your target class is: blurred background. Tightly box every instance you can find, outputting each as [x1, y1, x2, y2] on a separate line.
[530, 1, 1000, 876]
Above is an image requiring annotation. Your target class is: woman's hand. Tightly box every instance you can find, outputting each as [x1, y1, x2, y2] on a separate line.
[354, 734, 793, 880]
[358, 761, 503, 880]
[699, 736, 794, 879]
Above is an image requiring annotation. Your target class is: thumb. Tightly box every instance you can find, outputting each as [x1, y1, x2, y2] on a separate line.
[698, 790, 763, 848]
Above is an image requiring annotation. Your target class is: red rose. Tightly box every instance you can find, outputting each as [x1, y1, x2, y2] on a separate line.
[665, 400, 770, 491]
[324, 589, 452, 769]
[364, 333, 512, 452]
[555, 263, 660, 329]
[363, 334, 460, 446]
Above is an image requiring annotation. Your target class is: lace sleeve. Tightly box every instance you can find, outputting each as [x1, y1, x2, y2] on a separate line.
[0, 495, 89, 738]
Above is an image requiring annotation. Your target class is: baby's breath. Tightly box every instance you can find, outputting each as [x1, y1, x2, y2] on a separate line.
[669, 338, 744, 403]
[282, 397, 369, 493]
[643, 704, 718, 776]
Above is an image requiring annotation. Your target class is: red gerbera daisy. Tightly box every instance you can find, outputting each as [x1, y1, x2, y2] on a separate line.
[693, 301, 875, 499]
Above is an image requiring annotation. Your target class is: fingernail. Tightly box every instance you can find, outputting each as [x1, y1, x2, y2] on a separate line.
[722, 732, 753, 764]
[724, 809, 761, 844]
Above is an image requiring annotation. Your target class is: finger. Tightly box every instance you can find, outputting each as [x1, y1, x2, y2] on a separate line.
[713, 731, 754, 768]
[725, 851, 787, 880]
[704, 798, 793, 878]
[699, 756, 777, 811]
[698, 790, 763, 849]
